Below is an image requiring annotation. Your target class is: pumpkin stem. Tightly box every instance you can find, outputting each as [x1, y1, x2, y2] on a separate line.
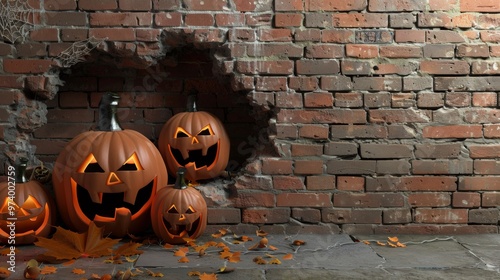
[97, 92, 123, 131]
[15, 157, 29, 183]
[174, 167, 188, 189]
[186, 92, 197, 112]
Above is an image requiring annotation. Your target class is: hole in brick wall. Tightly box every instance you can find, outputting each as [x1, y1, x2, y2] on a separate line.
[33, 46, 274, 181]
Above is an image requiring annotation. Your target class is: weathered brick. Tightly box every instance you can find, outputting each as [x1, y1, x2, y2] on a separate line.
[421, 60, 470, 75]
[429, 0, 457, 11]
[89, 28, 136, 41]
[370, 109, 430, 123]
[366, 176, 457, 192]
[380, 45, 422, 58]
[306, 175, 335, 190]
[330, 125, 388, 139]
[404, 76, 433, 91]
[236, 60, 294, 75]
[483, 192, 500, 206]
[445, 92, 471, 107]
[258, 29, 292, 42]
[395, 30, 425, 43]
[292, 208, 321, 223]
[389, 13, 415, 28]
[414, 143, 461, 159]
[360, 143, 413, 159]
[296, 60, 339, 75]
[472, 92, 497, 107]
[16, 43, 47, 57]
[459, 177, 500, 191]
[364, 93, 391, 108]
[277, 109, 366, 124]
[377, 160, 411, 175]
[327, 159, 377, 175]
[423, 125, 482, 138]
[353, 77, 402, 91]
[291, 143, 323, 157]
[215, 13, 245, 27]
[322, 30, 355, 43]
[414, 209, 468, 224]
[426, 30, 466, 43]
[322, 209, 382, 224]
[469, 144, 500, 159]
[480, 31, 500, 42]
[392, 93, 416, 108]
[305, 44, 343, 58]
[469, 209, 499, 224]
[333, 13, 388, 28]
[341, 60, 371, 75]
[417, 93, 444, 108]
[307, 0, 366, 11]
[247, 43, 303, 57]
[484, 124, 500, 138]
[207, 208, 241, 224]
[345, 44, 379, 58]
[78, 0, 118, 10]
[275, 0, 304, 11]
[355, 30, 393, 43]
[276, 193, 332, 207]
[90, 12, 152, 26]
[460, 0, 500, 12]
[61, 29, 88, 41]
[383, 208, 412, 224]
[275, 13, 303, 27]
[324, 142, 358, 156]
[3, 59, 54, 74]
[417, 12, 453, 29]
[294, 159, 323, 175]
[388, 125, 417, 139]
[413, 159, 473, 175]
[334, 92, 363, 107]
[336, 176, 364, 191]
[242, 208, 290, 224]
[261, 158, 293, 175]
[45, 12, 87, 26]
[423, 44, 455, 58]
[369, 0, 426, 11]
[299, 124, 329, 140]
[232, 192, 275, 208]
[273, 176, 304, 190]
[256, 77, 287, 91]
[44, 0, 77, 10]
[321, 76, 353, 91]
[452, 192, 481, 208]
[408, 193, 451, 207]
[333, 193, 404, 208]
[304, 91, 333, 108]
[472, 61, 500, 75]
[154, 12, 182, 26]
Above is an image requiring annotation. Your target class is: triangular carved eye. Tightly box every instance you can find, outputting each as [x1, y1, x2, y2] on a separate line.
[0, 198, 19, 213]
[197, 125, 213, 136]
[20, 195, 42, 210]
[167, 205, 179, 214]
[186, 206, 196, 214]
[118, 153, 144, 171]
[78, 154, 104, 173]
[175, 127, 191, 138]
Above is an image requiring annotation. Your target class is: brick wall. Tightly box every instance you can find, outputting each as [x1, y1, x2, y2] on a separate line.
[1, 0, 500, 234]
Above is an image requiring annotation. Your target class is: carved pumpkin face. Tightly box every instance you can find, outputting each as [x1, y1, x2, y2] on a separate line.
[158, 110, 230, 182]
[151, 169, 207, 244]
[0, 163, 55, 244]
[53, 130, 168, 237]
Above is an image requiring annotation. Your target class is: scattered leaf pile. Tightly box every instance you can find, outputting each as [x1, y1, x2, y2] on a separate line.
[361, 236, 406, 248]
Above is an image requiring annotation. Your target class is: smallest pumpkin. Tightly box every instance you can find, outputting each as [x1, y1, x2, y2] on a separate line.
[151, 167, 207, 244]
[0, 158, 55, 245]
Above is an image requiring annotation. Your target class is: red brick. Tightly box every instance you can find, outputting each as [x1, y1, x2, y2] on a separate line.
[426, 30, 466, 43]
[89, 28, 136, 41]
[242, 208, 290, 224]
[292, 208, 321, 223]
[383, 209, 412, 224]
[408, 193, 451, 207]
[273, 176, 305, 190]
[278, 109, 366, 124]
[445, 92, 471, 107]
[3, 59, 54, 74]
[0, 76, 24, 89]
[59, 92, 89, 108]
[472, 61, 500, 75]
[215, 14, 245, 27]
[154, 12, 182, 27]
[291, 143, 323, 157]
[306, 175, 335, 190]
[307, 0, 366, 11]
[79, 0, 118, 10]
[354, 77, 402, 91]
[480, 31, 500, 42]
[261, 158, 293, 175]
[333, 13, 388, 28]
[232, 192, 275, 208]
[490, 45, 500, 57]
[321, 76, 353, 91]
[460, 0, 500, 12]
[330, 125, 387, 139]
[304, 92, 333, 108]
[255, 77, 287, 91]
[184, 0, 228, 10]
[322, 209, 382, 224]
[61, 29, 88, 41]
[305, 44, 344, 58]
[459, 177, 500, 191]
[44, 0, 77, 10]
[414, 209, 468, 224]
[469, 144, 500, 159]
[275, 0, 304, 11]
[335, 92, 364, 107]
[32, 139, 67, 155]
[423, 125, 482, 138]
[185, 14, 214, 26]
[375, 224, 497, 234]
[247, 43, 303, 58]
[429, 0, 457, 11]
[236, 61, 294, 75]
[299, 124, 328, 140]
[336, 176, 364, 191]
[395, 30, 425, 43]
[258, 29, 292, 42]
[417, 13, 452, 28]
[369, 0, 426, 11]
[484, 124, 500, 138]
[360, 143, 413, 159]
[275, 13, 303, 27]
[380, 46, 422, 58]
[423, 44, 455, 58]
[136, 29, 161, 42]
[472, 92, 497, 107]
[16, 43, 47, 57]
[34, 123, 92, 138]
[421, 60, 470, 75]
[453, 192, 481, 208]
[412, 159, 472, 175]
[294, 159, 323, 175]
[389, 13, 415, 28]
[483, 192, 500, 207]
[276, 193, 332, 207]
[119, 0, 152, 10]
[294, 29, 321, 42]
[296, 60, 340, 75]
[45, 12, 87, 26]
[346, 44, 379, 58]
[366, 176, 457, 192]
[330, 159, 377, 174]
[90, 12, 152, 26]
[322, 30, 355, 43]
[153, 0, 181, 10]
[289, 77, 319, 91]
[333, 193, 404, 208]
[30, 28, 59, 42]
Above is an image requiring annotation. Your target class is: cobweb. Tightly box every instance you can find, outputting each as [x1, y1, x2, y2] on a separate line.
[56, 37, 105, 68]
[0, 0, 32, 43]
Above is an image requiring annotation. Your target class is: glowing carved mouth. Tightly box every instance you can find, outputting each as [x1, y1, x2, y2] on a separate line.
[162, 216, 201, 238]
[169, 142, 218, 170]
[71, 178, 155, 222]
[0, 204, 50, 237]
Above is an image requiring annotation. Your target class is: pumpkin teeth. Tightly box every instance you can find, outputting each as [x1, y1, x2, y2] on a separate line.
[89, 191, 102, 204]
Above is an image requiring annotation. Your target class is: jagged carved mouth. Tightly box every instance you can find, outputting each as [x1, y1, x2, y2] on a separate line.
[170, 142, 218, 170]
[162, 216, 201, 238]
[76, 180, 154, 220]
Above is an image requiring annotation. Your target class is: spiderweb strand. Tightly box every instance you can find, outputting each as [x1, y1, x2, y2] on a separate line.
[56, 37, 105, 68]
[0, 0, 32, 43]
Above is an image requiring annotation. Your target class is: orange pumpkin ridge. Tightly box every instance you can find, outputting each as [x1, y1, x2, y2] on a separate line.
[52, 93, 168, 237]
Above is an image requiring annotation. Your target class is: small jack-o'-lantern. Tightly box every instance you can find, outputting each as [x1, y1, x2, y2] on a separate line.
[0, 158, 55, 244]
[52, 93, 168, 237]
[151, 167, 207, 244]
[158, 94, 230, 182]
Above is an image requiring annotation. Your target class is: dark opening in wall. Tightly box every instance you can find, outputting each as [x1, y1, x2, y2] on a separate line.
[34, 46, 269, 180]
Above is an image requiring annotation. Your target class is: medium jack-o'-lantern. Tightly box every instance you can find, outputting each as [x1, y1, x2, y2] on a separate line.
[158, 94, 230, 182]
[151, 167, 207, 244]
[0, 158, 55, 244]
[52, 93, 168, 237]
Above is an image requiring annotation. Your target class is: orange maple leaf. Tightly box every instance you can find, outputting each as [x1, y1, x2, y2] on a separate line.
[34, 221, 120, 260]
[199, 272, 218, 280]
[72, 268, 85, 275]
[112, 241, 144, 257]
[40, 265, 57, 275]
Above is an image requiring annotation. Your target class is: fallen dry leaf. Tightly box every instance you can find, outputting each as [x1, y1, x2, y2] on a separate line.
[253, 256, 267, 265]
[256, 229, 268, 237]
[292, 240, 306, 246]
[0, 267, 10, 279]
[145, 268, 163, 277]
[40, 265, 58, 275]
[178, 256, 190, 263]
[396, 242, 406, 248]
[283, 253, 294, 260]
[228, 252, 241, 263]
[72, 268, 85, 275]
[216, 266, 235, 274]
[387, 242, 397, 248]
[174, 247, 189, 257]
[388, 236, 399, 243]
[362, 240, 370, 245]
[0, 247, 18, 256]
[268, 245, 278, 251]
[113, 242, 144, 257]
[188, 271, 201, 276]
[269, 258, 282, 265]
[163, 243, 174, 249]
[376, 241, 386, 246]
[199, 272, 218, 280]
[35, 221, 120, 261]
[219, 249, 233, 260]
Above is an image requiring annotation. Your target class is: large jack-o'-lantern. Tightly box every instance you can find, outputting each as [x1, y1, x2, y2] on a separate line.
[0, 158, 55, 244]
[52, 93, 168, 237]
[151, 167, 207, 244]
[158, 94, 230, 182]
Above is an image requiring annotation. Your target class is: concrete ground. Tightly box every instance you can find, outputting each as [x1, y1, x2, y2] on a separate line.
[3, 233, 500, 279]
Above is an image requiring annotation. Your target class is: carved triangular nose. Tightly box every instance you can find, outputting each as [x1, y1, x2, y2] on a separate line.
[192, 137, 199, 144]
[107, 172, 122, 186]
